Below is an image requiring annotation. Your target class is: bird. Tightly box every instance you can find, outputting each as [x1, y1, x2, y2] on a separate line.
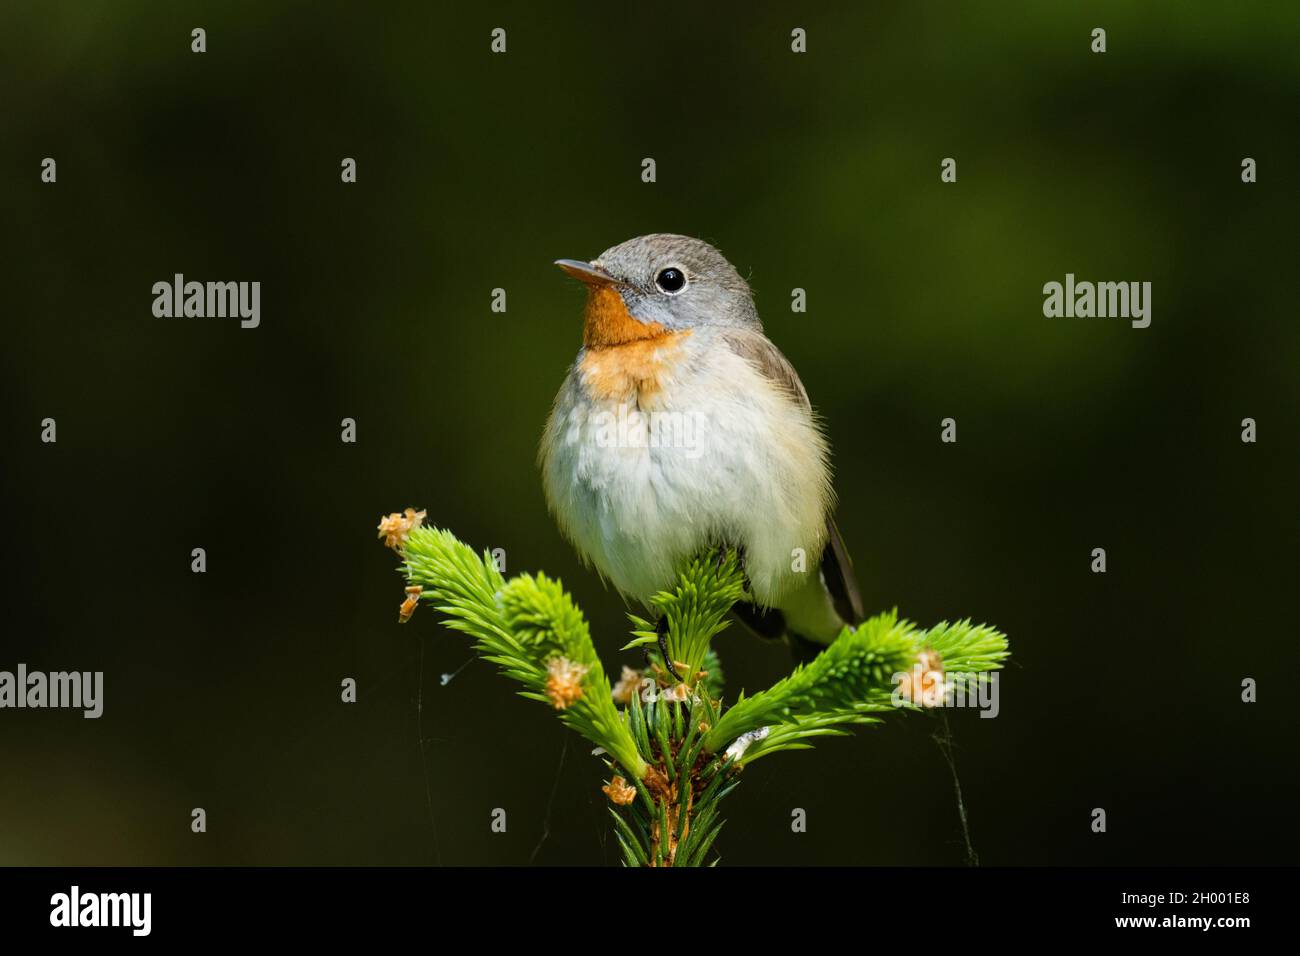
[539, 233, 862, 658]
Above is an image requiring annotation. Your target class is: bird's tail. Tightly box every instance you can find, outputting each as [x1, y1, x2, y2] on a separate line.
[733, 518, 864, 664]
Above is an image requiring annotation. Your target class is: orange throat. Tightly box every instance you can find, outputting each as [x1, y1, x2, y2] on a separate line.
[582, 285, 663, 349]
[579, 286, 688, 401]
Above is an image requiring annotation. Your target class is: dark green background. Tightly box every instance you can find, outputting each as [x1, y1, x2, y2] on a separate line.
[2, 1, 1297, 866]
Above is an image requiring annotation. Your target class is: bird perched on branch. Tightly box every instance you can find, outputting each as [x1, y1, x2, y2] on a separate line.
[540, 234, 862, 656]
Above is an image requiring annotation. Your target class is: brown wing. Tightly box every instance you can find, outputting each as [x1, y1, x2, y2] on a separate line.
[719, 327, 812, 410]
[721, 327, 866, 632]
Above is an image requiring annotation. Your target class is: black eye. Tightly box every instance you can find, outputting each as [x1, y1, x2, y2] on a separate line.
[655, 267, 686, 294]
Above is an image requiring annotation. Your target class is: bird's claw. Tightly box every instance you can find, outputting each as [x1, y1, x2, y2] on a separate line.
[654, 615, 680, 684]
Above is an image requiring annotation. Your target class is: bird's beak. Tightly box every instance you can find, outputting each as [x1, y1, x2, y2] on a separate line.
[555, 259, 621, 287]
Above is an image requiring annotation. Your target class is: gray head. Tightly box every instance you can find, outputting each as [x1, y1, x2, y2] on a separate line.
[555, 234, 759, 336]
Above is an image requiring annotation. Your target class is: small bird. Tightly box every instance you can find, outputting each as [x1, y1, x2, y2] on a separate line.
[540, 234, 862, 654]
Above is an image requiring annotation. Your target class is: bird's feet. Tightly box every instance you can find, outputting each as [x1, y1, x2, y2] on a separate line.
[713, 543, 754, 593]
[654, 615, 680, 683]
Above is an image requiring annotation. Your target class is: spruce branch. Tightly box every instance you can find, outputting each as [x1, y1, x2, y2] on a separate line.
[625, 550, 746, 687]
[396, 525, 645, 779]
[704, 611, 1009, 765]
[377, 516, 1011, 866]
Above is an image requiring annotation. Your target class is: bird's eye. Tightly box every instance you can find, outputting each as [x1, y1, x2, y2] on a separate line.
[655, 267, 687, 294]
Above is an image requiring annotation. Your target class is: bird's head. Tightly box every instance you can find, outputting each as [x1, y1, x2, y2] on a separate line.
[556, 234, 758, 349]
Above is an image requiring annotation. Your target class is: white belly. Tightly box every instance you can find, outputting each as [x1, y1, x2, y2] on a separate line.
[540, 342, 832, 609]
